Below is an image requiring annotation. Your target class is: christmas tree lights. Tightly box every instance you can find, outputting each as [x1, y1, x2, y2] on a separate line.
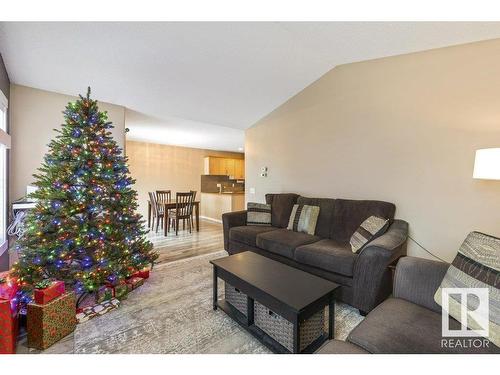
[12, 88, 158, 297]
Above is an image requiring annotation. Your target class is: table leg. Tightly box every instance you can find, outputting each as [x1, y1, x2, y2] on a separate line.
[163, 207, 169, 236]
[195, 202, 200, 231]
[213, 266, 218, 311]
[147, 201, 151, 228]
[329, 294, 335, 340]
[293, 316, 300, 354]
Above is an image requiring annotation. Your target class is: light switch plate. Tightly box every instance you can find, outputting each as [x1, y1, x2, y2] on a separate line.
[249, 187, 256, 194]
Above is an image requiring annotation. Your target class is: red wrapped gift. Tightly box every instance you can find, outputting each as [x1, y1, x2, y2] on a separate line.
[133, 269, 150, 279]
[34, 280, 65, 305]
[0, 272, 19, 301]
[0, 298, 19, 354]
[126, 276, 144, 291]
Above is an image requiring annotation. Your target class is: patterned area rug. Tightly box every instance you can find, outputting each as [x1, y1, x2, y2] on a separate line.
[73, 251, 364, 354]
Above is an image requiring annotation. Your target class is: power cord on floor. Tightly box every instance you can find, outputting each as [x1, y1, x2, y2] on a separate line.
[408, 235, 449, 263]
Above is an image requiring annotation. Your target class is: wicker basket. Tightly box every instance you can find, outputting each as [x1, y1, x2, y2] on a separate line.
[225, 282, 247, 316]
[254, 301, 325, 352]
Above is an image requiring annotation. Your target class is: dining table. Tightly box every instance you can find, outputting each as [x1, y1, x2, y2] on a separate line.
[147, 199, 200, 236]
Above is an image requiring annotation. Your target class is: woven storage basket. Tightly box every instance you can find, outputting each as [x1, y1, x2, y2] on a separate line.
[225, 282, 247, 316]
[254, 301, 325, 352]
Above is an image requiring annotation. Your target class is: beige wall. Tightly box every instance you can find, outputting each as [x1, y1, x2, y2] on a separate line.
[126, 140, 243, 219]
[9, 85, 126, 202]
[245, 39, 500, 262]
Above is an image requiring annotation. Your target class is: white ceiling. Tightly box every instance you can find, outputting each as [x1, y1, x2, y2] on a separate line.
[2, 22, 500, 151]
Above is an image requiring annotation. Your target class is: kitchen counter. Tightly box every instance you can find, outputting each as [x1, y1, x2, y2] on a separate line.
[200, 192, 245, 222]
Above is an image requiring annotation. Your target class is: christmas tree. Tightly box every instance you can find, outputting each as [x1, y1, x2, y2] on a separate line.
[12, 88, 158, 296]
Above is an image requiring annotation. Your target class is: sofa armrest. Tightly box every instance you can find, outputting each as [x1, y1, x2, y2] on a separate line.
[352, 219, 408, 312]
[393, 256, 449, 313]
[222, 210, 247, 251]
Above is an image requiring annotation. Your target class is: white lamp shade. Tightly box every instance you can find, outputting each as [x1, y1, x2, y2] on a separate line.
[473, 148, 500, 180]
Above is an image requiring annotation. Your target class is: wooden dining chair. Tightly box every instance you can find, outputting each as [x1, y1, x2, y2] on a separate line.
[148, 191, 164, 233]
[156, 190, 171, 204]
[189, 190, 197, 224]
[168, 192, 195, 236]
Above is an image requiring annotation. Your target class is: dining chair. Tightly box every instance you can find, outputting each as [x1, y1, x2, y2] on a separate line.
[189, 190, 197, 224]
[156, 190, 171, 204]
[148, 191, 164, 233]
[168, 192, 195, 236]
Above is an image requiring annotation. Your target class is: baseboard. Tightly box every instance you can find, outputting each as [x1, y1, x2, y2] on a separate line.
[200, 216, 222, 224]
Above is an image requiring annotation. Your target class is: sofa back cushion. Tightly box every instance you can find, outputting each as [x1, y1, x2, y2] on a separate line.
[297, 197, 335, 238]
[265, 193, 299, 228]
[331, 199, 396, 244]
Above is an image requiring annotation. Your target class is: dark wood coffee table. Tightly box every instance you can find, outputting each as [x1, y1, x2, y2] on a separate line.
[210, 251, 339, 354]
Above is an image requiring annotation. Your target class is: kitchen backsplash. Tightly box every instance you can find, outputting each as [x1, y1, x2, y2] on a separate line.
[201, 175, 245, 193]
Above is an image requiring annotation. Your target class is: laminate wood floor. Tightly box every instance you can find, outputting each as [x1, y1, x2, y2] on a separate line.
[147, 219, 225, 265]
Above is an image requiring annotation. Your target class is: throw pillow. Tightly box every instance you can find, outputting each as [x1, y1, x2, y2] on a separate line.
[350, 216, 390, 253]
[434, 231, 499, 347]
[287, 204, 320, 235]
[247, 202, 272, 226]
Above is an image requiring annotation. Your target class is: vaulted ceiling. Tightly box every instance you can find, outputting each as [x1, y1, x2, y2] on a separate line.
[2, 22, 500, 151]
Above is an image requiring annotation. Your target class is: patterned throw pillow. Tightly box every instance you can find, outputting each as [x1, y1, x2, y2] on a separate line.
[350, 216, 390, 253]
[434, 231, 499, 347]
[287, 204, 320, 235]
[247, 202, 272, 226]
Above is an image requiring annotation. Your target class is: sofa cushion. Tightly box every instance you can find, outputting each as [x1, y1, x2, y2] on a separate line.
[256, 228, 320, 259]
[317, 339, 369, 354]
[350, 216, 391, 253]
[434, 231, 500, 348]
[347, 297, 499, 354]
[246, 202, 272, 226]
[265, 193, 299, 228]
[331, 199, 396, 244]
[296, 197, 335, 238]
[295, 239, 357, 277]
[229, 226, 278, 247]
[287, 204, 320, 235]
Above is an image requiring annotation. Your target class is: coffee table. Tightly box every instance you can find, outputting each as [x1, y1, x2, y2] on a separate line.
[210, 251, 339, 354]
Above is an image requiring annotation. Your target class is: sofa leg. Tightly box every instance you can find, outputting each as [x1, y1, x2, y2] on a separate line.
[359, 310, 368, 317]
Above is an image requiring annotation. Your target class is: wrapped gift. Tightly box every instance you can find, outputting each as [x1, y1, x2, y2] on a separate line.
[113, 283, 128, 300]
[0, 272, 19, 301]
[97, 285, 114, 303]
[133, 269, 150, 279]
[126, 276, 144, 291]
[34, 280, 65, 305]
[27, 291, 76, 350]
[0, 298, 19, 354]
[105, 281, 128, 300]
[76, 298, 120, 324]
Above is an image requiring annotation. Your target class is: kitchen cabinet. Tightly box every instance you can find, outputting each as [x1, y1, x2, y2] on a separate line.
[204, 156, 245, 179]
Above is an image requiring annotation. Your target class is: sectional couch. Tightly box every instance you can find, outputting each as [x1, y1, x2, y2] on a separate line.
[222, 193, 409, 313]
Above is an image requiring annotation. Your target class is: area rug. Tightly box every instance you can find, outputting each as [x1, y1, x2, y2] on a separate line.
[73, 251, 364, 354]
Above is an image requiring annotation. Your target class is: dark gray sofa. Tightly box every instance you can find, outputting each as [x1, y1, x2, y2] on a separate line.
[318, 256, 500, 354]
[222, 193, 409, 313]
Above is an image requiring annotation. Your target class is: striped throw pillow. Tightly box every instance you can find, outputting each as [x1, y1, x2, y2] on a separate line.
[287, 204, 320, 235]
[247, 202, 272, 226]
[350, 216, 390, 253]
[434, 231, 499, 347]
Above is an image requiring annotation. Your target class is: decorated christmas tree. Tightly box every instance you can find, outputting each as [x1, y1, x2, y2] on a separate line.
[12, 88, 157, 297]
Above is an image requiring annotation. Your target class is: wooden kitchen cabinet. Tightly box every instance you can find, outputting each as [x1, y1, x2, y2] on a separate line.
[204, 156, 245, 179]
